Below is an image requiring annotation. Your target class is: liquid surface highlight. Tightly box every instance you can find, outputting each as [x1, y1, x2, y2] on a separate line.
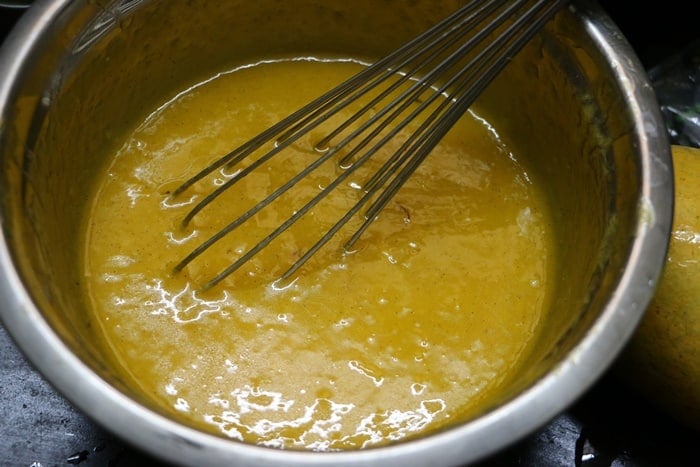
[81, 58, 556, 450]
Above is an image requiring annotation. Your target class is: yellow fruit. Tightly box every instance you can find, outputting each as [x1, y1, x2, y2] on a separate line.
[617, 144, 700, 431]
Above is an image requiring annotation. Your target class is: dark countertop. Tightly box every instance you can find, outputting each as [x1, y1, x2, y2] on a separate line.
[1, 3, 698, 466]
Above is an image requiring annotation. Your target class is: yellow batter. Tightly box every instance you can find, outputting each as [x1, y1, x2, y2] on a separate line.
[81, 57, 555, 450]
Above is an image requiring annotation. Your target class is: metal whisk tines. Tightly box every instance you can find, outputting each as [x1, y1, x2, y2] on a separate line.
[171, 0, 568, 290]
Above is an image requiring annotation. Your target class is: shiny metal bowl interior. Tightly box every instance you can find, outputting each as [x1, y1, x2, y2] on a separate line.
[0, 0, 673, 466]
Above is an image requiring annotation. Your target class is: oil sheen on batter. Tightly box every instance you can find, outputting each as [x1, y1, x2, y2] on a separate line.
[82, 57, 555, 450]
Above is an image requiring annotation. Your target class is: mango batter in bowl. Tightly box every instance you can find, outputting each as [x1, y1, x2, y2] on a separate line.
[81, 57, 556, 450]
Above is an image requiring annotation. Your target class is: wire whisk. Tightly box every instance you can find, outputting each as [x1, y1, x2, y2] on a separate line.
[171, 0, 568, 290]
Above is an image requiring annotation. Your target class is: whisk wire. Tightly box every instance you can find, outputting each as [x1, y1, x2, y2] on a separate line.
[313, 0, 513, 153]
[171, 0, 490, 200]
[358, 0, 567, 225]
[172, 0, 568, 289]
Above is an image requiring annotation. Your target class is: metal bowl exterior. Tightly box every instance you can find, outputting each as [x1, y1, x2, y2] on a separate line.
[0, 1, 673, 466]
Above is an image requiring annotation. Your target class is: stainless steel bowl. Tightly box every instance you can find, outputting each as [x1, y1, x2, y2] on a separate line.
[0, 1, 32, 8]
[0, 1, 673, 466]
